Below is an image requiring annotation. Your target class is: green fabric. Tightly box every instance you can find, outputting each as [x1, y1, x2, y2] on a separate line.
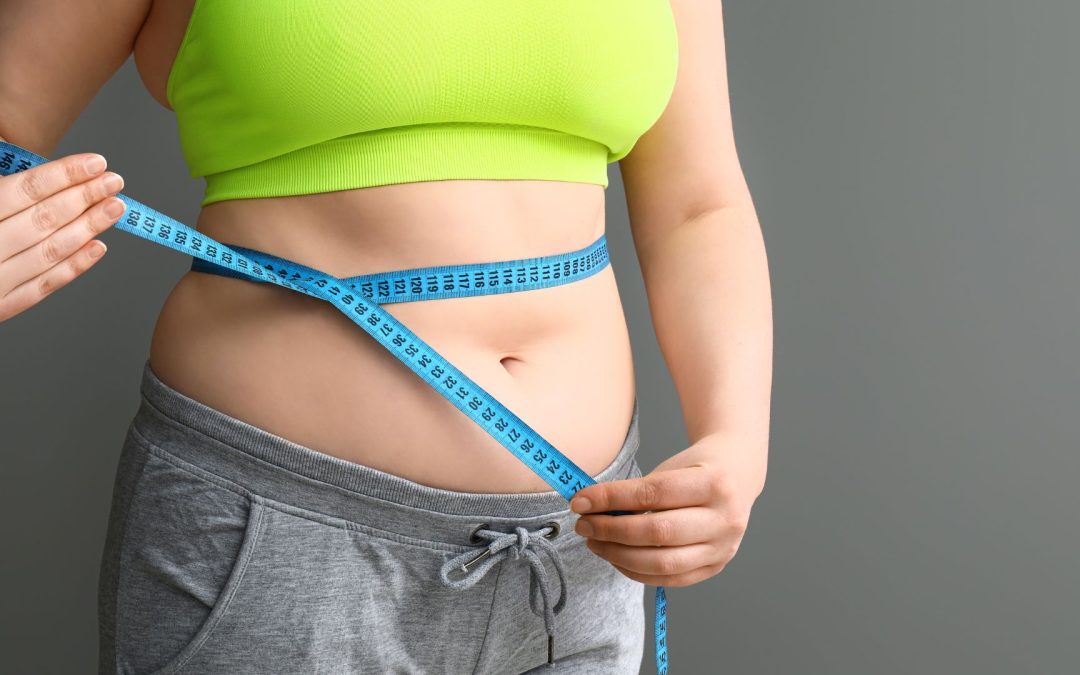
[168, 0, 679, 206]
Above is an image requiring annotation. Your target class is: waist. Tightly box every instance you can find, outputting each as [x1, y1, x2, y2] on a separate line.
[147, 182, 637, 492]
[187, 178, 605, 278]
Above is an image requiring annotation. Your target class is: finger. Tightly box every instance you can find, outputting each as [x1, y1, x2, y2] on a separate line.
[570, 467, 715, 514]
[0, 196, 124, 292]
[0, 239, 108, 322]
[0, 171, 124, 261]
[0, 152, 109, 222]
[584, 538, 721, 578]
[575, 506, 725, 547]
[608, 560, 726, 588]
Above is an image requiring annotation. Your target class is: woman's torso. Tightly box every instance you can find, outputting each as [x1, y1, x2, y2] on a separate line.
[130, 0, 645, 493]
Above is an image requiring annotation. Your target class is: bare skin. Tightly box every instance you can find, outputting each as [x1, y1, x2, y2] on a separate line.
[3, 0, 772, 589]
[132, 1, 637, 493]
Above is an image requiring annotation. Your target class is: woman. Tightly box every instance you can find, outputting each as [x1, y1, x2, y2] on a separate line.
[0, 0, 772, 673]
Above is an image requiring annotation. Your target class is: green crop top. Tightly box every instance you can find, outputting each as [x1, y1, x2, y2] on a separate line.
[167, 0, 679, 207]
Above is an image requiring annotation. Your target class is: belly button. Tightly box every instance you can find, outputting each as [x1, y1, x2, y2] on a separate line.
[499, 354, 524, 374]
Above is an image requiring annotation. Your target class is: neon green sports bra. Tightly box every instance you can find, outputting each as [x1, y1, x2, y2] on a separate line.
[167, 0, 679, 207]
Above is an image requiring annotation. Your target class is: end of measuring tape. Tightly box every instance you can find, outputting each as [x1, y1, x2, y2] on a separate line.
[599, 508, 670, 671]
[656, 585, 669, 674]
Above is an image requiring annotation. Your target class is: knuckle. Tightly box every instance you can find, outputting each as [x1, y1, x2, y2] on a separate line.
[40, 237, 63, 264]
[30, 201, 56, 233]
[68, 252, 90, 277]
[83, 179, 102, 205]
[39, 261, 78, 299]
[585, 487, 605, 510]
[85, 212, 102, 236]
[89, 205, 113, 233]
[64, 157, 85, 184]
[707, 470, 736, 502]
[650, 517, 677, 545]
[18, 170, 45, 202]
[656, 552, 682, 576]
[690, 563, 726, 585]
[585, 518, 605, 539]
[635, 478, 661, 510]
[37, 269, 58, 297]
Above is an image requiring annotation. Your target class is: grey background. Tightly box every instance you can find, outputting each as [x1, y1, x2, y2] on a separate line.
[2, 1, 1078, 673]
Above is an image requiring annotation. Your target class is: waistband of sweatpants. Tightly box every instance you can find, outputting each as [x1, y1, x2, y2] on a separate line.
[130, 360, 641, 549]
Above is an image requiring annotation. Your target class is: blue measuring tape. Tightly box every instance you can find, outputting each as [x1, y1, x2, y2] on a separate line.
[0, 140, 669, 674]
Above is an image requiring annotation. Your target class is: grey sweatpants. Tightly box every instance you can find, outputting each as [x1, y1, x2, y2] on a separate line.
[97, 362, 646, 674]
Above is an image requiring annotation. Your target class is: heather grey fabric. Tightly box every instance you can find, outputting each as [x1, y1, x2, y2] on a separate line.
[97, 362, 646, 674]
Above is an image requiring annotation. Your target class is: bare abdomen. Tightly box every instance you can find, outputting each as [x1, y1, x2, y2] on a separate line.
[147, 180, 637, 493]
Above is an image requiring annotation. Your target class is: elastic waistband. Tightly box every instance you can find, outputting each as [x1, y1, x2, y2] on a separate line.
[130, 361, 640, 549]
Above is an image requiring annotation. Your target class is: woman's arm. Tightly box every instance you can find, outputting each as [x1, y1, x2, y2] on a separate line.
[621, 0, 771, 446]
[0, 0, 151, 320]
[570, 0, 771, 588]
[0, 0, 151, 151]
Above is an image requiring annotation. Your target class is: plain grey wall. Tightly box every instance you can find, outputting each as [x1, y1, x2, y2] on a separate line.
[2, 2, 1078, 673]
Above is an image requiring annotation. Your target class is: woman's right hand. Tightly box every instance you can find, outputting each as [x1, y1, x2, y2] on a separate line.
[0, 148, 126, 322]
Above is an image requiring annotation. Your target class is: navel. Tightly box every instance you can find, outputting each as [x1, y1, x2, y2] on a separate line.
[499, 354, 525, 376]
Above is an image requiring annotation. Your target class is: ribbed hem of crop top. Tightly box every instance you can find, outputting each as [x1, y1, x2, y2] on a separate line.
[197, 123, 613, 207]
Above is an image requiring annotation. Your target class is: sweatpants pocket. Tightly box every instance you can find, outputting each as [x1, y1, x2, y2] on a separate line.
[114, 443, 264, 674]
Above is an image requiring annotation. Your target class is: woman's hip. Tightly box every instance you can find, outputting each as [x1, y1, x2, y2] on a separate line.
[98, 361, 645, 674]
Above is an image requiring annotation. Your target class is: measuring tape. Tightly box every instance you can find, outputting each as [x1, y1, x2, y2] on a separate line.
[188, 230, 613, 306]
[0, 140, 669, 674]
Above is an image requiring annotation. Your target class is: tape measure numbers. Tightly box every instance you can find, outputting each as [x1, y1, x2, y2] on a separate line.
[0, 141, 670, 674]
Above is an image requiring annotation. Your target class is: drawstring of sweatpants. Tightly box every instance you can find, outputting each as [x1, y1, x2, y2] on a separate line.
[439, 522, 567, 665]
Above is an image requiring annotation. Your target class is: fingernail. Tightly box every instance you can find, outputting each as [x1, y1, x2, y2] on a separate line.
[102, 173, 124, 193]
[104, 198, 125, 218]
[571, 497, 591, 513]
[85, 154, 107, 174]
[89, 241, 106, 258]
[576, 519, 594, 537]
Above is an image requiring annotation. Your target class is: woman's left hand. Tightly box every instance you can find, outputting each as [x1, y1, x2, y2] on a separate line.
[569, 430, 768, 587]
